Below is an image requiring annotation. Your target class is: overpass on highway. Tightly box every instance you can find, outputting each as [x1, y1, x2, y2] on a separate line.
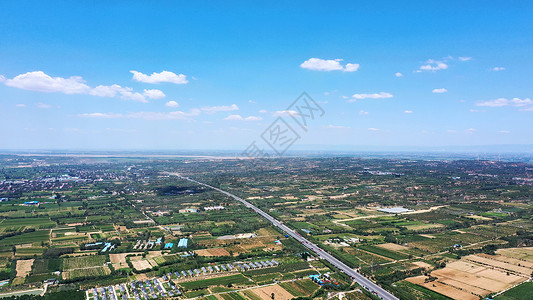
[169, 173, 399, 300]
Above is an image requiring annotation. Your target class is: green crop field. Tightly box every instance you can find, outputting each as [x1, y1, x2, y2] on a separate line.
[32, 258, 60, 274]
[62, 266, 111, 280]
[358, 244, 409, 260]
[180, 274, 252, 290]
[62, 255, 107, 270]
[279, 279, 319, 297]
[0, 230, 50, 246]
[495, 281, 533, 300]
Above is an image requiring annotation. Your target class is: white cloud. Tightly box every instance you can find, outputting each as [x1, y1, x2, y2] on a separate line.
[447, 130, 457, 133]
[476, 98, 533, 107]
[15, 104, 26, 107]
[0, 75, 5, 82]
[165, 100, 179, 107]
[90, 84, 126, 97]
[78, 112, 124, 119]
[36, 102, 52, 109]
[79, 109, 201, 121]
[404, 110, 414, 114]
[343, 63, 360, 72]
[127, 110, 200, 120]
[359, 110, 369, 115]
[368, 128, 381, 131]
[224, 114, 262, 121]
[90, 84, 148, 102]
[300, 58, 359, 72]
[244, 116, 262, 121]
[492, 67, 505, 71]
[459, 57, 472, 61]
[497, 130, 511, 134]
[248, 100, 256, 103]
[201, 104, 239, 114]
[465, 128, 477, 133]
[130, 70, 188, 84]
[272, 110, 299, 117]
[395, 72, 403, 77]
[432, 88, 448, 93]
[324, 124, 349, 129]
[259, 109, 268, 114]
[419, 59, 448, 71]
[3, 71, 160, 103]
[348, 92, 393, 102]
[143, 89, 166, 99]
[5, 71, 90, 94]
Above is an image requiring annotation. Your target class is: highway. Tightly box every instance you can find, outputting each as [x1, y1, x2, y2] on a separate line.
[170, 173, 399, 300]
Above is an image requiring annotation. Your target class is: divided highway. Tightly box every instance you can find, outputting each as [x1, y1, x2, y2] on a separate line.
[170, 173, 399, 300]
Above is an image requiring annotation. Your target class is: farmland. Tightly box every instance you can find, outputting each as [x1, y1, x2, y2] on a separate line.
[0, 154, 531, 299]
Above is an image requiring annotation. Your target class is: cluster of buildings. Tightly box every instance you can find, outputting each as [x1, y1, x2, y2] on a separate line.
[203, 205, 225, 211]
[88, 277, 181, 300]
[84, 242, 115, 252]
[133, 238, 162, 250]
[309, 273, 339, 286]
[87, 259, 282, 298]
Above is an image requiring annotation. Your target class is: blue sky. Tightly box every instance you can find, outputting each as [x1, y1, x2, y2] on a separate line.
[1, 1, 532, 150]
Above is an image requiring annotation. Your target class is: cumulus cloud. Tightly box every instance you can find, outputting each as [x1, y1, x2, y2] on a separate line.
[324, 124, 349, 129]
[272, 110, 299, 117]
[300, 58, 359, 72]
[492, 67, 505, 71]
[127, 110, 200, 120]
[89, 84, 149, 102]
[90, 85, 126, 97]
[130, 70, 188, 84]
[404, 110, 414, 114]
[344, 63, 360, 72]
[459, 57, 472, 61]
[224, 114, 262, 121]
[4, 71, 90, 94]
[79, 109, 201, 121]
[201, 104, 239, 114]
[143, 89, 166, 99]
[165, 100, 179, 107]
[3, 71, 162, 103]
[78, 112, 124, 119]
[432, 88, 448, 93]
[476, 98, 533, 107]
[419, 59, 449, 72]
[395, 72, 403, 77]
[347, 92, 393, 102]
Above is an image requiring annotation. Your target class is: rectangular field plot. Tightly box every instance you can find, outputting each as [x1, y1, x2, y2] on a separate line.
[0, 230, 50, 246]
[0, 218, 56, 231]
[406, 247, 533, 299]
[62, 266, 111, 280]
[62, 255, 107, 270]
[279, 279, 319, 297]
[179, 274, 252, 290]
